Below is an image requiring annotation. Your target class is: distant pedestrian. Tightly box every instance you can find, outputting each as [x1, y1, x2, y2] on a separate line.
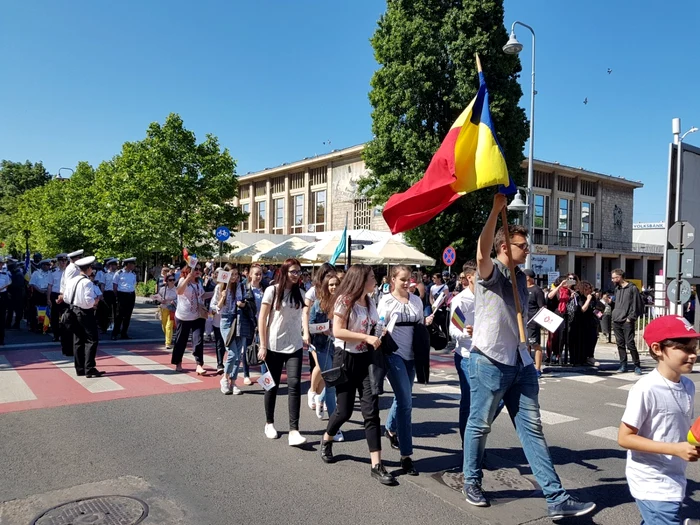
[0, 259, 10, 345]
[240, 264, 265, 383]
[523, 269, 545, 375]
[28, 259, 51, 332]
[600, 293, 613, 343]
[618, 315, 700, 525]
[157, 273, 177, 349]
[171, 263, 206, 375]
[214, 266, 247, 396]
[102, 259, 118, 332]
[48, 253, 68, 346]
[611, 268, 644, 375]
[112, 257, 137, 340]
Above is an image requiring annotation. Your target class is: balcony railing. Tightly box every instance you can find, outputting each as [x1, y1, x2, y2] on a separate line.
[533, 232, 664, 254]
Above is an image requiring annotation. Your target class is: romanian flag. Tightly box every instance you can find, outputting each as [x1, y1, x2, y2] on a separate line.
[382, 61, 516, 234]
[451, 306, 467, 331]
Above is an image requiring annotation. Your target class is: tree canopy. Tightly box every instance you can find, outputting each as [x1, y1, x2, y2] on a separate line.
[361, 0, 529, 267]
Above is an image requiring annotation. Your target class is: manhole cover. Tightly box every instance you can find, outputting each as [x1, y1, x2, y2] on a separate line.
[31, 495, 148, 525]
[434, 467, 537, 504]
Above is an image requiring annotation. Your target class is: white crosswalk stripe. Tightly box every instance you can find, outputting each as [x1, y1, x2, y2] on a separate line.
[540, 410, 579, 425]
[101, 347, 201, 385]
[0, 355, 36, 404]
[42, 351, 124, 393]
[421, 385, 461, 399]
[586, 426, 619, 441]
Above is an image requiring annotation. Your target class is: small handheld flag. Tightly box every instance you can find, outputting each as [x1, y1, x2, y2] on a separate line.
[451, 306, 467, 331]
[688, 417, 700, 446]
[257, 369, 276, 391]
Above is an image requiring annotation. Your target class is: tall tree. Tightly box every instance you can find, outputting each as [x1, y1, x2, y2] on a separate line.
[361, 0, 529, 267]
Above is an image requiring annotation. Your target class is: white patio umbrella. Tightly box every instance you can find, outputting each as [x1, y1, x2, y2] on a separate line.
[362, 238, 436, 266]
[229, 239, 277, 264]
[252, 237, 311, 264]
[299, 236, 382, 265]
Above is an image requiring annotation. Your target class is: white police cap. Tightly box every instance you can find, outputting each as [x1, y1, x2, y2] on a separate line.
[67, 250, 84, 258]
[75, 256, 96, 267]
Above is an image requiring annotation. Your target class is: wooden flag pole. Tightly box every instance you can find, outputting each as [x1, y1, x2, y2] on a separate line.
[500, 210, 527, 343]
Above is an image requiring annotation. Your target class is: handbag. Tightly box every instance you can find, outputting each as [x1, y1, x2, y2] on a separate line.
[427, 322, 448, 350]
[413, 322, 432, 384]
[321, 344, 348, 387]
[59, 276, 86, 332]
[246, 339, 263, 367]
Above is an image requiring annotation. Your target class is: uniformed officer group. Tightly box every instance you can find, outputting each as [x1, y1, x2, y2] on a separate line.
[0, 250, 138, 377]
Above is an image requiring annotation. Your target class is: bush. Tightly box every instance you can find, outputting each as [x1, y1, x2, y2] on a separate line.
[136, 279, 157, 297]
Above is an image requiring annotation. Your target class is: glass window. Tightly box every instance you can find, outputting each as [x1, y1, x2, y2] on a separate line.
[273, 198, 284, 234]
[353, 198, 371, 230]
[533, 194, 549, 245]
[310, 190, 326, 232]
[241, 203, 249, 232]
[557, 198, 572, 247]
[291, 195, 304, 234]
[580, 202, 594, 248]
[256, 200, 266, 232]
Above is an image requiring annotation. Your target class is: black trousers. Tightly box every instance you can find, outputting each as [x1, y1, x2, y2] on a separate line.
[0, 293, 7, 344]
[613, 320, 640, 367]
[264, 348, 303, 430]
[113, 291, 136, 337]
[29, 291, 48, 331]
[6, 291, 23, 328]
[326, 351, 381, 452]
[96, 300, 110, 332]
[601, 314, 612, 342]
[171, 318, 205, 365]
[73, 307, 98, 374]
[213, 326, 225, 368]
[103, 291, 117, 327]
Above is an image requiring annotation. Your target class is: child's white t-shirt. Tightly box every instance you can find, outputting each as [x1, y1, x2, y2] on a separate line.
[621, 368, 695, 501]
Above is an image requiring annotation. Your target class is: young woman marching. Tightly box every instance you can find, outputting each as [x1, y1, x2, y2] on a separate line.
[213, 266, 247, 395]
[171, 263, 206, 375]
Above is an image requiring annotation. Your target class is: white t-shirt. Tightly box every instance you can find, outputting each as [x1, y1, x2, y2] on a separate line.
[377, 293, 423, 361]
[305, 287, 316, 304]
[450, 287, 475, 357]
[333, 294, 379, 354]
[175, 279, 204, 322]
[262, 285, 304, 354]
[621, 368, 695, 502]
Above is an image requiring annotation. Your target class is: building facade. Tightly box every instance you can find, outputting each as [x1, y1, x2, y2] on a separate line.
[235, 144, 661, 289]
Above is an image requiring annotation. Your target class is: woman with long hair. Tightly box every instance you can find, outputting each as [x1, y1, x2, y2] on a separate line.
[171, 262, 206, 375]
[212, 266, 247, 395]
[302, 262, 336, 410]
[320, 264, 395, 486]
[378, 265, 433, 476]
[157, 273, 177, 349]
[257, 258, 307, 446]
[240, 264, 264, 384]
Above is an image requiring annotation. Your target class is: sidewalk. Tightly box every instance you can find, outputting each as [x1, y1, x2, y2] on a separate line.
[1, 297, 165, 350]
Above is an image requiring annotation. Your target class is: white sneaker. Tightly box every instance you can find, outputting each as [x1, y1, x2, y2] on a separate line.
[243, 376, 252, 386]
[307, 390, 317, 410]
[288, 430, 307, 446]
[264, 424, 278, 439]
[333, 430, 345, 442]
[322, 404, 329, 421]
[316, 401, 324, 419]
[220, 377, 232, 395]
[232, 386, 242, 395]
[586, 357, 600, 367]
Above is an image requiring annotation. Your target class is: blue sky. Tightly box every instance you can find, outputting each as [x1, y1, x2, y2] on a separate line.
[1, 0, 698, 222]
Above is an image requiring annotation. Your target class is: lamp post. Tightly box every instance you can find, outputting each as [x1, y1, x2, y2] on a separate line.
[507, 190, 528, 225]
[503, 21, 536, 269]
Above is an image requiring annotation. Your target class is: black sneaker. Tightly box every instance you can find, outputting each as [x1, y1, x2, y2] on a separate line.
[400, 456, 418, 476]
[385, 429, 400, 450]
[371, 463, 396, 486]
[462, 483, 489, 507]
[320, 440, 334, 464]
[547, 497, 596, 519]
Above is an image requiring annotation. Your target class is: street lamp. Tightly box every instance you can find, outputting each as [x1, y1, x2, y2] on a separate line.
[508, 191, 528, 225]
[503, 21, 536, 269]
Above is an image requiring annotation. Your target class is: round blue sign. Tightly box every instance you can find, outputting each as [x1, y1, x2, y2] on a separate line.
[442, 246, 456, 266]
[215, 226, 230, 242]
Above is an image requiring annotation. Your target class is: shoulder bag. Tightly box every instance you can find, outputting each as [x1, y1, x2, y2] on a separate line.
[59, 276, 87, 332]
[223, 284, 243, 347]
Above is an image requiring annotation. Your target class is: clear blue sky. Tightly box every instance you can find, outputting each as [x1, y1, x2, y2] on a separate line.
[1, 0, 698, 222]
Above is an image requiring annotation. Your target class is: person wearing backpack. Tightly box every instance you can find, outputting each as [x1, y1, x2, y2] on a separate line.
[611, 268, 644, 375]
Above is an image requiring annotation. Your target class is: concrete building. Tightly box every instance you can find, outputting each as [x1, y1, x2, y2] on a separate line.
[235, 144, 662, 289]
[633, 222, 666, 247]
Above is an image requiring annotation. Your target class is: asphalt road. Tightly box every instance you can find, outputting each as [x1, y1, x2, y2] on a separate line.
[1, 344, 699, 525]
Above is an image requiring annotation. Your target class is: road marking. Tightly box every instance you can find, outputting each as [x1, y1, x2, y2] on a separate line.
[558, 374, 606, 384]
[586, 426, 619, 441]
[605, 402, 626, 408]
[42, 351, 124, 393]
[540, 410, 579, 425]
[180, 351, 219, 368]
[421, 385, 461, 399]
[101, 347, 201, 385]
[618, 383, 635, 391]
[610, 372, 643, 382]
[0, 355, 37, 404]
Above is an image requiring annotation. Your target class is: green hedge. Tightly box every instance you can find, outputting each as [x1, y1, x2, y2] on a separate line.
[136, 279, 157, 297]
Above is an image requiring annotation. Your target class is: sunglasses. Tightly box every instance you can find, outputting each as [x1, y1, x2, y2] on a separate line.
[289, 270, 301, 276]
[511, 242, 530, 251]
[167, 278, 175, 282]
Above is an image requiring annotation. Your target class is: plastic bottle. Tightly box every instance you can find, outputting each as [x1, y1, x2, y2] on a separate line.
[376, 316, 385, 337]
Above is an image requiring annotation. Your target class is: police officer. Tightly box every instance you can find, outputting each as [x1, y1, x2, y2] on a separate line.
[48, 254, 68, 346]
[64, 256, 103, 377]
[112, 257, 137, 340]
[5, 259, 25, 329]
[102, 258, 118, 332]
[60, 249, 84, 297]
[28, 259, 52, 332]
[0, 258, 11, 345]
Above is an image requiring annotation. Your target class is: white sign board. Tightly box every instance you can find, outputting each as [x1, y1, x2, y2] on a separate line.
[547, 271, 560, 286]
[530, 255, 556, 275]
[217, 270, 233, 284]
[530, 307, 564, 333]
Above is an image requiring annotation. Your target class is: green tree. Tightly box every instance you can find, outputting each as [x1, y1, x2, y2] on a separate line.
[361, 0, 529, 267]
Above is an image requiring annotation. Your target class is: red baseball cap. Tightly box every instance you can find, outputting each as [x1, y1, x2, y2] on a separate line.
[643, 315, 700, 347]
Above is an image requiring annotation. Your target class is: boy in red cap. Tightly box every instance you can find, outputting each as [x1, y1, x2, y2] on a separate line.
[618, 315, 700, 525]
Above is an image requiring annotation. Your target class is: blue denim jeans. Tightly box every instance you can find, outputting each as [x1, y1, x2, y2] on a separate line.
[221, 316, 245, 381]
[315, 342, 337, 416]
[636, 499, 682, 525]
[454, 352, 471, 442]
[464, 351, 568, 505]
[385, 352, 416, 457]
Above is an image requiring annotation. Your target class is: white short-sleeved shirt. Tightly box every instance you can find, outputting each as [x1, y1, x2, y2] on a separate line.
[64, 275, 95, 309]
[175, 280, 204, 322]
[450, 287, 475, 357]
[51, 269, 64, 291]
[333, 294, 379, 354]
[305, 287, 316, 304]
[621, 368, 695, 501]
[377, 293, 423, 361]
[61, 263, 80, 295]
[262, 285, 304, 354]
[29, 270, 51, 291]
[114, 270, 137, 292]
[103, 271, 116, 290]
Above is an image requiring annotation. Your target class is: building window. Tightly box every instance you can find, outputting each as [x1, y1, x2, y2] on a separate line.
[255, 181, 266, 197]
[271, 176, 285, 194]
[309, 190, 326, 232]
[557, 175, 575, 193]
[290, 172, 305, 190]
[533, 194, 549, 245]
[291, 195, 304, 234]
[256, 200, 266, 232]
[557, 198, 572, 247]
[310, 166, 327, 186]
[353, 198, 371, 230]
[241, 203, 249, 232]
[581, 180, 597, 197]
[533, 171, 553, 189]
[240, 185, 250, 200]
[580, 202, 594, 248]
[273, 198, 284, 234]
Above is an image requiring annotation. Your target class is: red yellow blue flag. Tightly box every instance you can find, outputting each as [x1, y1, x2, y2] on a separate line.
[451, 306, 467, 331]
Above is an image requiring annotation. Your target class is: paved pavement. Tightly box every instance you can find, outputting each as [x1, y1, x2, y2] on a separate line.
[1, 332, 700, 524]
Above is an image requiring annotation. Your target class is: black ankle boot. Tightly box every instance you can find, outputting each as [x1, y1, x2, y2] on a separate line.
[320, 440, 334, 463]
[371, 463, 396, 485]
[400, 456, 418, 476]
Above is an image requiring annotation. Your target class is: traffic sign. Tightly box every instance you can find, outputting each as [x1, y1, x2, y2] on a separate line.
[667, 249, 695, 278]
[442, 246, 456, 267]
[668, 221, 695, 248]
[215, 226, 230, 242]
[667, 278, 692, 304]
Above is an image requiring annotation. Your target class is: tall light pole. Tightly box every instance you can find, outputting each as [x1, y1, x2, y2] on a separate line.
[503, 21, 536, 269]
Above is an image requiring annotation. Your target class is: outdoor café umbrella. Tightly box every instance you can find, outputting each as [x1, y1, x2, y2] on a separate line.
[252, 237, 310, 264]
[229, 239, 277, 264]
[362, 238, 436, 266]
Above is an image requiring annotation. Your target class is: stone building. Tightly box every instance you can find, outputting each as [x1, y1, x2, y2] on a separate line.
[235, 144, 662, 289]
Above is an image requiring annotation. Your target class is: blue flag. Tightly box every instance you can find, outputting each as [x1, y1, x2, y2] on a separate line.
[329, 226, 347, 266]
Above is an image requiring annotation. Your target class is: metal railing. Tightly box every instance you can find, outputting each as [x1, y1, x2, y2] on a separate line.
[533, 232, 664, 254]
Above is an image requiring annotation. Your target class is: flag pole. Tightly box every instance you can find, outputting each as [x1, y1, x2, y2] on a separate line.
[475, 53, 525, 343]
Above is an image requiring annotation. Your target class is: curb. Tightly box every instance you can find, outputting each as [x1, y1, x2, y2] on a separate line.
[0, 338, 163, 351]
